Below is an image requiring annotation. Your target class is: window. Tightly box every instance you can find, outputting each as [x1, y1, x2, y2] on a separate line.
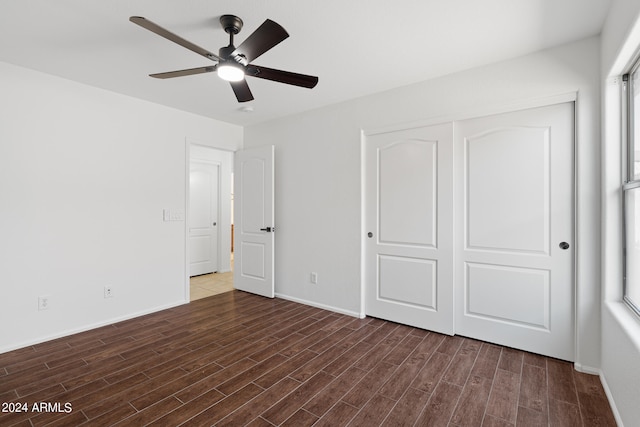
[629, 66, 640, 181]
[624, 59, 640, 316]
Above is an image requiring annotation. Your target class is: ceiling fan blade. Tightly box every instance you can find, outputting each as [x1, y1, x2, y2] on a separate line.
[231, 19, 289, 63]
[246, 65, 318, 88]
[130, 16, 220, 62]
[150, 65, 217, 79]
[230, 80, 254, 102]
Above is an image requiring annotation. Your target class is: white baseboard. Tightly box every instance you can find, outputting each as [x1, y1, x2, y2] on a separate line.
[275, 293, 363, 318]
[599, 372, 625, 427]
[573, 364, 623, 426]
[0, 299, 188, 355]
[573, 362, 600, 375]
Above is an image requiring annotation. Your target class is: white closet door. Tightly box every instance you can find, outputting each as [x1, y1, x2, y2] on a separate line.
[364, 123, 454, 334]
[454, 103, 575, 361]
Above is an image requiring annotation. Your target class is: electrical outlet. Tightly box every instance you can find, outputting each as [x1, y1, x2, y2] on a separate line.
[38, 296, 50, 311]
[310, 272, 318, 284]
[104, 286, 113, 298]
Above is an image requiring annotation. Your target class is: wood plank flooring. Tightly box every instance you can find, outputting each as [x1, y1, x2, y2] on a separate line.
[0, 291, 617, 426]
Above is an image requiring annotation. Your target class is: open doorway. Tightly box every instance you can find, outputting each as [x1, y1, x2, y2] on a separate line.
[187, 143, 235, 301]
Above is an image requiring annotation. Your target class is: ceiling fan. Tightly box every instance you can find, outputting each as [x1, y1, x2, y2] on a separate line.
[129, 14, 319, 102]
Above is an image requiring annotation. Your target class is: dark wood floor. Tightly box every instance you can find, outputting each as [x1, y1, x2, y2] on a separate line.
[0, 291, 616, 426]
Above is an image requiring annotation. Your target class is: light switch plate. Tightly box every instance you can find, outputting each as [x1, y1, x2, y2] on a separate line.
[169, 210, 185, 221]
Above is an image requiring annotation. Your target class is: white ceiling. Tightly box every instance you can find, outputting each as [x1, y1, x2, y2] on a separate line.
[0, 0, 611, 126]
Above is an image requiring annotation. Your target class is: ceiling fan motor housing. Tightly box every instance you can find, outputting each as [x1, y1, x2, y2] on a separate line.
[219, 45, 247, 65]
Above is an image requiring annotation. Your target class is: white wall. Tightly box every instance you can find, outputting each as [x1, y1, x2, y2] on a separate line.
[600, 1, 640, 425]
[245, 37, 602, 369]
[0, 61, 242, 353]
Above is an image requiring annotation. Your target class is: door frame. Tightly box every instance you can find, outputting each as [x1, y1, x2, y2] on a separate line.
[360, 92, 579, 358]
[184, 141, 235, 302]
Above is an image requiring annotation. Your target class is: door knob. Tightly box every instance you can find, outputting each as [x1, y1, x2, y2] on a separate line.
[559, 242, 570, 250]
[213, 222, 217, 226]
[260, 227, 273, 232]
[367, 232, 373, 238]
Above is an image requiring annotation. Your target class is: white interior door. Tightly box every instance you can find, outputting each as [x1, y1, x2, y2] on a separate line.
[189, 161, 219, 276]
[234, 145, 275, 298]
[364, 123, 454, 334]
[454, 103, 575, 361]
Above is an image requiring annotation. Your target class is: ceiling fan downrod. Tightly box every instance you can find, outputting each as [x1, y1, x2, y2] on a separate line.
[219, 15, 245, 60]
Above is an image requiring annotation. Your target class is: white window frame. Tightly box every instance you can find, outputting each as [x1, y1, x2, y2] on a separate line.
[624, 57, 640, 317]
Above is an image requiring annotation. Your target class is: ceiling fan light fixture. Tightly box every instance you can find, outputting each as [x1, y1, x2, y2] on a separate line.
[217, 62, 245, 82]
